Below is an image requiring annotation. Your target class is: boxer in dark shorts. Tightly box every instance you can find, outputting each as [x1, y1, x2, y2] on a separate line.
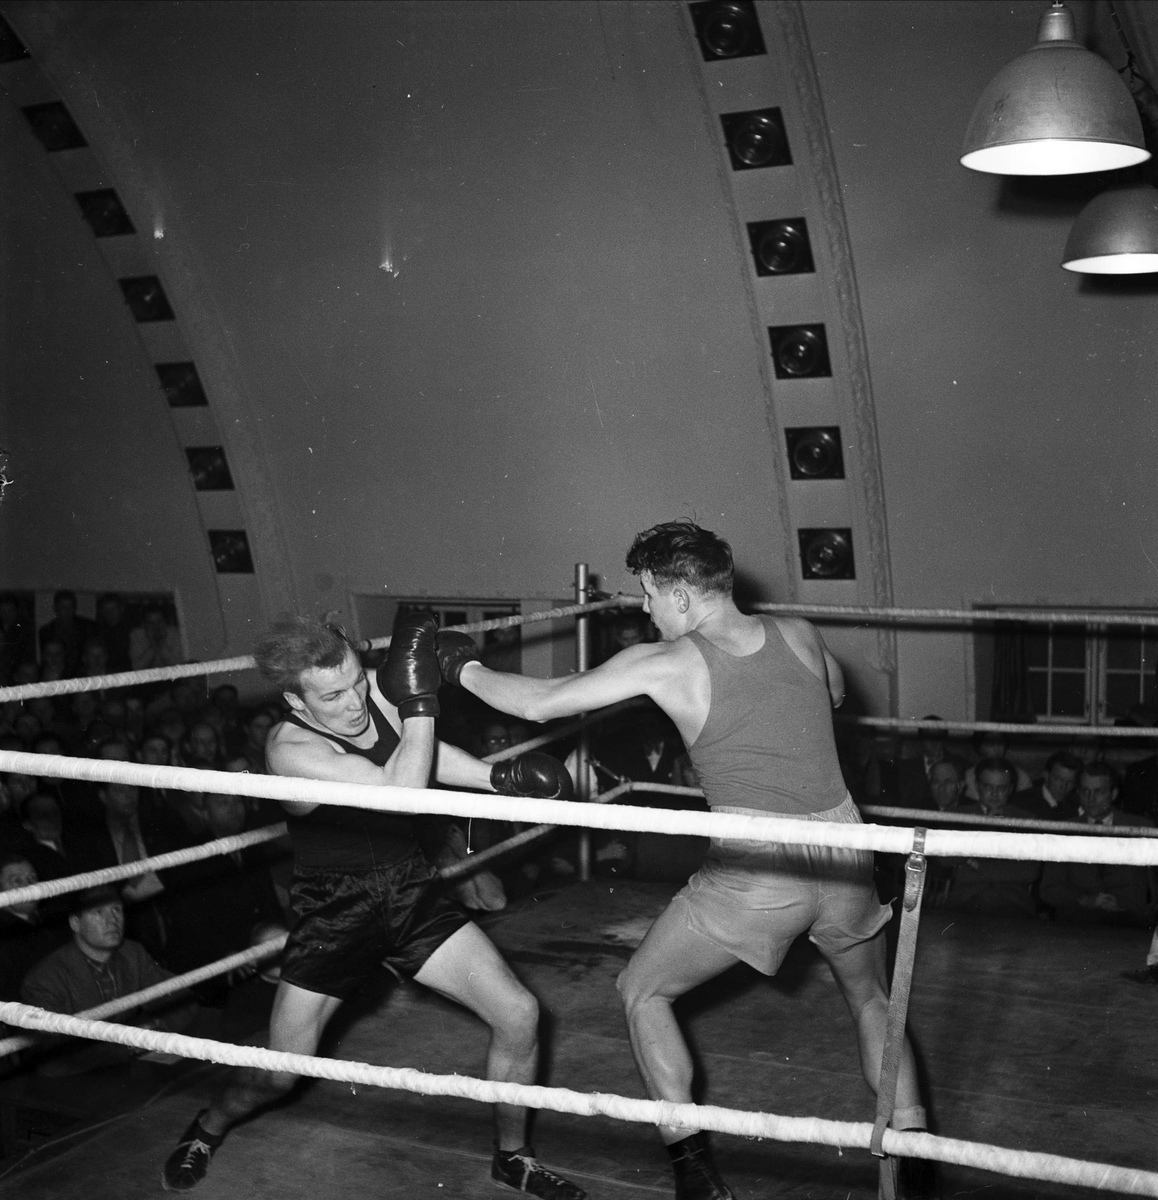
[442, 522, 932, 1200]
[162, 615, 585, 1199]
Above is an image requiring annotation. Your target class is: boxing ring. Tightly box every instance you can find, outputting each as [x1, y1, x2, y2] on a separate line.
[2, 597, 1158, 1196]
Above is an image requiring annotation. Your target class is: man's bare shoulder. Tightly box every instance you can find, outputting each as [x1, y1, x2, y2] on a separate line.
[266, 718, 341, 771]
[771, 615, 821, 643]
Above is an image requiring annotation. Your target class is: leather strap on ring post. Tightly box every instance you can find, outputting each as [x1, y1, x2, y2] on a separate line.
[872, 828, 928, 1197]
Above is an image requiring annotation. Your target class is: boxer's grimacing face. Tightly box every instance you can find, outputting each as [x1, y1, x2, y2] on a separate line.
[293, 649, 370, 737]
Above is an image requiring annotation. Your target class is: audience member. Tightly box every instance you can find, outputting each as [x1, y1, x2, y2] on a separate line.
[1015, 751, 1082, 822]
[20, 886, 199, 1074]
[19, 792, 75, 885]
[239, 708, 273, 773]
[39, 638, 69, 682]
[928, 759, 966, 813]
[1040, 763, 1156, 926]
[1119, 736, 1158, 824]
[164, 791, 286, 1003]
[0, 853, 68, 1007]
[72, 779, 193, 965]
[0, 593, 36, 686]
[964, 733, 1031, 800]
[948, 758, 1041, 917]
[894, 716, 965, 809]
[95, 592, 133, 672]
[182, 721, 224, 770]
[79, 636, 111, 681]
[130, 604, 183, 671]
[38, 590, 98, 678]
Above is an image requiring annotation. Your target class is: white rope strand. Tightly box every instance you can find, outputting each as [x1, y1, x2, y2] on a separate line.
[3, 750, 1157, 866]
[0, 822, 287, 910]
[751, 602, 1158, 628]
[0, 598, 637, 703]
[0, 1003, 1153, 1195]
[0, 934, 287, 1059]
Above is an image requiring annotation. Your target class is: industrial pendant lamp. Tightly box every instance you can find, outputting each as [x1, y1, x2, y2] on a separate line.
[1062, 184, 1158, 272]
[961, 2, 1150, 176]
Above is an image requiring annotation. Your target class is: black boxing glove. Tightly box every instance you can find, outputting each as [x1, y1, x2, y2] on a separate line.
[377, 611, 441, 719]
[490, 752, 574, 803]
[436, 630, 481, 686]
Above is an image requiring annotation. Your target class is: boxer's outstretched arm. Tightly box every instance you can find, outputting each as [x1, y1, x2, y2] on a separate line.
[458, 642, 679, 723]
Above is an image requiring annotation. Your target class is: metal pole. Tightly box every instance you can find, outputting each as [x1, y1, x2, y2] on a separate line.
[575, 563, 592, 881]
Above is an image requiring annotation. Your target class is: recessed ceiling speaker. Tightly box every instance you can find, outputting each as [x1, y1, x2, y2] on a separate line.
[798, 528, 855, 579]
[785, 428, 844, 480]
[75, 189, 135, 238]
[0, 16, 29, 62]
[719, 108, 791, 171]
[119, 276, 175, 322]
[156, 362, 208, 407]
[689, 1, 766, 61]
[747, 219, 814, 276]
[208, 530, 255, 574]
[186, 446, 234, 491]
[22, 101, 87, 151]
[768, 324, 831, 379]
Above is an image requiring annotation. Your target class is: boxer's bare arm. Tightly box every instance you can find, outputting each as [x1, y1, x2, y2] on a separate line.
[267, 714, 435, 817]
[433, 738, 494, 791]
[458, 639, 709, 743]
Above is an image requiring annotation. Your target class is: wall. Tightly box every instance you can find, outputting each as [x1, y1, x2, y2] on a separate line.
[804, 0, 1158, 719]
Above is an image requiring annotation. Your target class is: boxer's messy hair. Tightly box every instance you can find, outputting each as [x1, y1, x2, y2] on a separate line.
[254, 617, 351, 696]
[626, 520, 734, 596]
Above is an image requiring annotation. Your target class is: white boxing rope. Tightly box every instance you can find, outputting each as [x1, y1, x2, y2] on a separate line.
[0, 1004, 1153, 1196]
[0, 822, 288, 910]
[4, 750, 1158, 868]
[0, 597, 637, 703]
[0, 933, 287, 1059]
[860, 804, 1158, 837]
[752, 602, 1158, 629]
[844, 714, 1158, 740]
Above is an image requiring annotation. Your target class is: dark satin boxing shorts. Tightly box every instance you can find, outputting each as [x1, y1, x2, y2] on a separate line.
[279, 852, 470, 999]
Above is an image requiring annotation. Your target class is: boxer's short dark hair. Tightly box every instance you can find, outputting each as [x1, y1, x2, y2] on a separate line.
[626, 520, 734, 596]
[254, 617, 350, 696]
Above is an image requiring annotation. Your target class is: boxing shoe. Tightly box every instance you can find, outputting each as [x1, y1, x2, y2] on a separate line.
[492, 1145, 587, 1199]
[666, 1133, 735, 1200]
[1121, 964, 1158, 984]
[436, 629, 481, 685]
[161, 1111, 224, 1192]
[378, 610, 441, 719]
[491, 752, 574, 802]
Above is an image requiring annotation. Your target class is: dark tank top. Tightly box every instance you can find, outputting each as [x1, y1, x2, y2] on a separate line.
[281, 696, 423, 869]
[685, 616, 847, 815]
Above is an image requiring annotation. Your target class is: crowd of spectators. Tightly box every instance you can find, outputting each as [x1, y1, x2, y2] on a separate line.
[0, 591, 290, 1073]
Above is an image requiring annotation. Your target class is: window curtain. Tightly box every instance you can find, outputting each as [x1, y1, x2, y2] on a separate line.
[991, 622, 1032, 720]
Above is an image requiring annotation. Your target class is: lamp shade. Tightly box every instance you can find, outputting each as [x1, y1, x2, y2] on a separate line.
[1062, 185, 1158, 272]
[961, 3, 1150, 176]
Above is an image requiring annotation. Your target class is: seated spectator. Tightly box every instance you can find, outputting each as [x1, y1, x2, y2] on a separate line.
[139, 733, 174, 767]
[239, 708, 274, 774]
[1015, 751, 1082, 822]
[207, 684, 243, 755]
[182, 721, 223, 770]
[153, 707, 189, 756]
[948, 757, 1041, 917]
[20, 886, 198, 1074]
[129, 604, 183, 671]
[964, 733, 1031, 800]
[479, 720, 511, 759]
[164, 792, 286, 1003]
[894, 716, 966, 809]
[38, 638, 69, 682]
[79, 636, 111, 680]
[1, 771, 39, 851]
[929, 759, 966, 813]
[38, 590, 97, 678]
[0, 593, 36, 687]
[95, 592, 133, 673]
[71, 779, 193, 965]
[19, 792, 75, 884]
[13, 708, 42, 750]
[1040, 764, 1156, 926]
[1119, 736, 1158, 824]
[0, 853, 68, 1007]
[597, 709, 684, 792]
